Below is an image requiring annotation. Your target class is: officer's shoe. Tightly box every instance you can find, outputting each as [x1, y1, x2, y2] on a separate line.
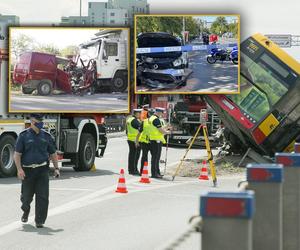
[21, 211, 29, 223]
[35, 223, 44, 228]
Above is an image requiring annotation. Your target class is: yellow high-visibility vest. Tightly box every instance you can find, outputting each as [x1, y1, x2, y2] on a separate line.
[149, 115, 166, 144]
[126, 116, 139, 142]
[139, 118, 150, 144]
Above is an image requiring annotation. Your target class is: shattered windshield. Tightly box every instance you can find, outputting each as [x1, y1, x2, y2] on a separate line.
[78, 42, 100, 66]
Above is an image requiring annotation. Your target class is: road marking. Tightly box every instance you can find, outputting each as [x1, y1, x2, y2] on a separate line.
[0, 177, 197, 237]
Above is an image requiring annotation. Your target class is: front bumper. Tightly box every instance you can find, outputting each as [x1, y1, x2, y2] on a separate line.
[139, 68, 193, 89]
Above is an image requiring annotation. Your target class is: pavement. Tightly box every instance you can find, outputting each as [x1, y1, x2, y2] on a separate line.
[9, 92, 129, 113]
[0, 136, 244, 250]
[136, 39, 239, 93]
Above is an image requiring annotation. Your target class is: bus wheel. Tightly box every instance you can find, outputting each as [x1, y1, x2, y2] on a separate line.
[0, 135, 17, 177]
[73, 133, 95, 172]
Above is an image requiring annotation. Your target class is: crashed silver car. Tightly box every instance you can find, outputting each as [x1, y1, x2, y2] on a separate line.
[136, 32, 192, 89]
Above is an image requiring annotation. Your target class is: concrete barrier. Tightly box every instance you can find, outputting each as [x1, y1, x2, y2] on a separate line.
[247, 163, 283, 250]
[276, 153, 300, 250]
[200, 191, 255, 250]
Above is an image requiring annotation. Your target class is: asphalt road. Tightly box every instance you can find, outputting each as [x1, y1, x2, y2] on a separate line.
[137, 40, 239, 93]
[0, 136, 243, 250]
[9, 92, 129, 113]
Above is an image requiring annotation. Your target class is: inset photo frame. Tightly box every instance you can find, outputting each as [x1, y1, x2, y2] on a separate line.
[9, 27, 130, 113]
[134, 14, 240, 94]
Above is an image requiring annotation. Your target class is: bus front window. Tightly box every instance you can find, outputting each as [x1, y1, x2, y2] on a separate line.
[230, 52, 289, 122]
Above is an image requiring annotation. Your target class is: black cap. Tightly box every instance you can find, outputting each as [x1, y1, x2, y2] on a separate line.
[30, 114, 44, 121]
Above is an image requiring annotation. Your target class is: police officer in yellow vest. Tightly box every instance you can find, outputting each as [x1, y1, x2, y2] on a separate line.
[149, 108, 171, 178]
[126, 109, 142, 175]
[136, 108, 154, 174]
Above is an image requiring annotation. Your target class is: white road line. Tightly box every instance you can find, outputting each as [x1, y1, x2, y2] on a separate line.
[0, 178, 197, 237]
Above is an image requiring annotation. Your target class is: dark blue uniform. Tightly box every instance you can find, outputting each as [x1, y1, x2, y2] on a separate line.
[15, 128, 56, 225]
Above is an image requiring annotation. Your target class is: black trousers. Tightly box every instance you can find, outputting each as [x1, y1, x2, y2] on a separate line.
[127, 140, 141, 174]
[21, 165, 49, 224]
[140, 142, 150, 173]
[150, 140, 162, 176]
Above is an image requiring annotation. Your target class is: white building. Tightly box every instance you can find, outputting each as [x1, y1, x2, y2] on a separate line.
[61, 0, 149, 26]
[61, 16, 90, 26]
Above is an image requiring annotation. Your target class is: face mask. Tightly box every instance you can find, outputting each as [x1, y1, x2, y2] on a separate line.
[34, 122, 44, 130]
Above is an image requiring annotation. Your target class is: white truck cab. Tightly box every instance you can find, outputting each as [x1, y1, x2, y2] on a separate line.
[79, 29, 129, 92]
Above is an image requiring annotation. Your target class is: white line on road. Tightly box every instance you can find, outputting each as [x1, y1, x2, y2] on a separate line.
[0, 177, 197, 237]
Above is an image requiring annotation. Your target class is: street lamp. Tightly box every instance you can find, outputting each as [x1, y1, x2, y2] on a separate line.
[80, 0, 82, 24]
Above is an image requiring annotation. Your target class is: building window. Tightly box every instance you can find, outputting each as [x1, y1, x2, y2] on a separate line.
[89, 3, 91, 8]
[125, 13, 128, 17]
[110, 20, 115, 24]
[105, 3, 107, 8]
[110, 12, 115, 16]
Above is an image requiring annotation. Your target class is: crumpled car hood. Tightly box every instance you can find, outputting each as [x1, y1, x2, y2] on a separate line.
[137, 32, 182, 58]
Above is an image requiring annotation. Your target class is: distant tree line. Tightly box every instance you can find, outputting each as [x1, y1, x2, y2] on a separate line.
[11, 34, 78, 64]
[136, 16, 239, 39]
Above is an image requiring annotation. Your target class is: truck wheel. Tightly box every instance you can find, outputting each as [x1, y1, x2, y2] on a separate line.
[21, 86, 34, 95]
[111, 73, 127, 92]
[0, 135, 17, 177]
[73, 133, 96, 171]
[37, 81, 52, 96]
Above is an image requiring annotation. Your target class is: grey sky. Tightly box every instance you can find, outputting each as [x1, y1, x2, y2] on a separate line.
[0, 0, 299, 59]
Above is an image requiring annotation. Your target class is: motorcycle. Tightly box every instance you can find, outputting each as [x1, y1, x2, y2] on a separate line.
[207, 46, 238, 65]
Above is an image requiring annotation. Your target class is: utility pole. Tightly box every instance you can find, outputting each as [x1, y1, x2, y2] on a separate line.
[182, 17, 186, 45]
[80, 0, 82, 24]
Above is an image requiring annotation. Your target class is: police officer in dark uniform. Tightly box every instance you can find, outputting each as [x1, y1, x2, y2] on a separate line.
[126, 109, 142, 175]
[14, 114, 59, 228]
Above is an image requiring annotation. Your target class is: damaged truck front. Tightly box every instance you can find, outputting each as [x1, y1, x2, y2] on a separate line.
[136, 32, 191, 89]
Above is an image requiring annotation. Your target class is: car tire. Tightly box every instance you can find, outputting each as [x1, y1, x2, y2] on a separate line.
[111, 72, 127, 92]
[0, 135, 17, 177]
[21, 86, 35, 95]
[73, 133, 96, 172]
[37, 81, 52, 96]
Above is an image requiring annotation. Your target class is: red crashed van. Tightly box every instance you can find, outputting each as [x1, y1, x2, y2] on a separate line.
[13, 52, 72, 95]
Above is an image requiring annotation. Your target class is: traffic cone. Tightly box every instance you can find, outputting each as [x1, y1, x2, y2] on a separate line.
[139, 162, 151, 184]
[90, 164, 96, 172]
[115, 169, 128, 193]
[199, 160, 209, 180]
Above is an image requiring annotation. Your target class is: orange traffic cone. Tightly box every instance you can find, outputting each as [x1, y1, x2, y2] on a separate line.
[139, 162, 151, 184]
[199, 160, 209, 180]
[115, 169, 128, 193]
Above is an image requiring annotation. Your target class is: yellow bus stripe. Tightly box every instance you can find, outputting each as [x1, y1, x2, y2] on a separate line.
[252, 33, 300, 75]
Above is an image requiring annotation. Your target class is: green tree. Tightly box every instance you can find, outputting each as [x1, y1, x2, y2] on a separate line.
[61, 45, 79, 57]
[11, 34, 35, 61]
[210, 16, 228, 35]
[36, 44, 61, 56]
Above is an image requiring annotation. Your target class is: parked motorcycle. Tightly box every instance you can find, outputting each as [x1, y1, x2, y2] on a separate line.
[207, 46, 238, 64]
